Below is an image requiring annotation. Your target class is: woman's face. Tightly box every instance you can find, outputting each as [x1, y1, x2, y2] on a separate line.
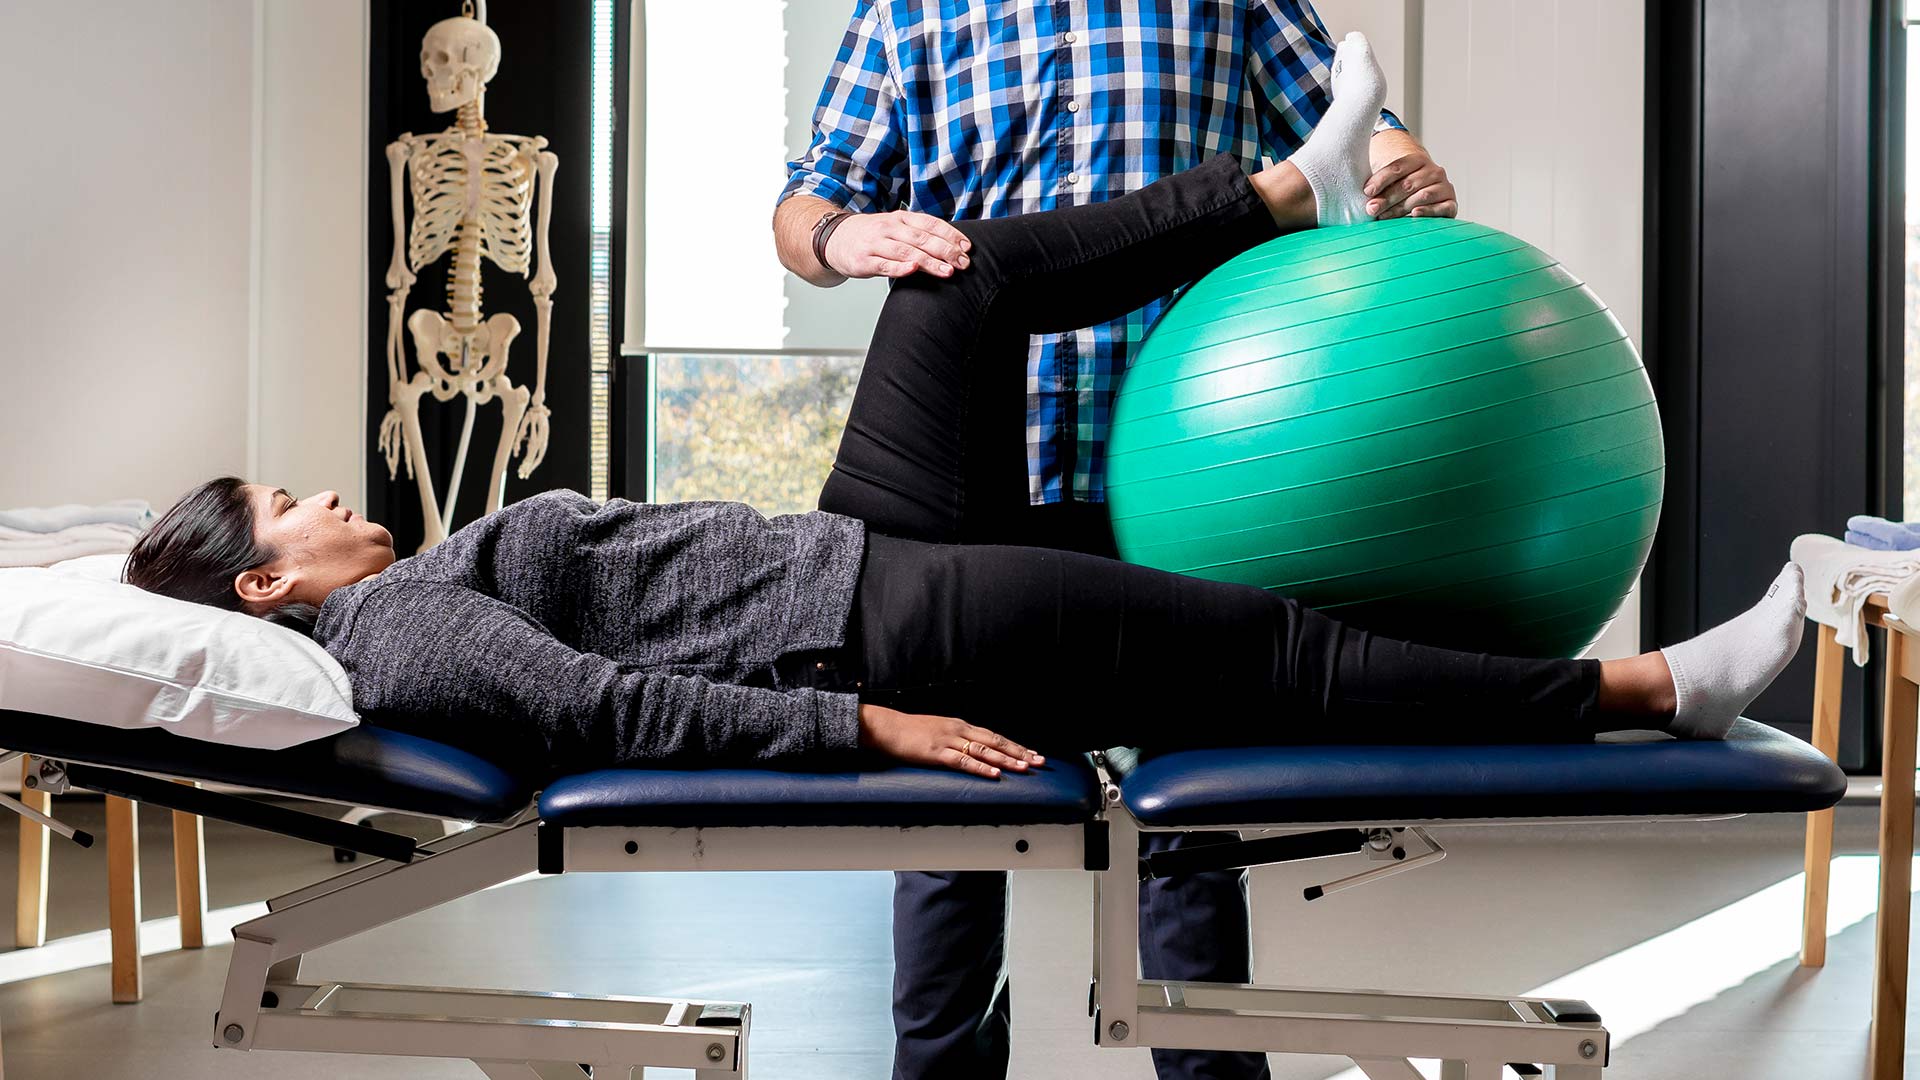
[234, 484, 397, 610]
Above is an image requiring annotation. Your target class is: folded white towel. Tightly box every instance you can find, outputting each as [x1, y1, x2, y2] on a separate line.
[0, 522, 144, 569]
[0, 522, 146, 545]
[0, 500, 152, 534]
[1790, 533, 1920, 665]
[1886, 571, 1920, 636]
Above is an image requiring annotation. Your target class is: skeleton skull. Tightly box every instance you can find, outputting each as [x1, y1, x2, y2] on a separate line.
[420, 17, 502, 113]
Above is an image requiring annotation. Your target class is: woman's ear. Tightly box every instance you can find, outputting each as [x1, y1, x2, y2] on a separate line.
[233, 566, 296, 612]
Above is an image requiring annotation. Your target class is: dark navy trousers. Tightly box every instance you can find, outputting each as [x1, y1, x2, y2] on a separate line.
[889, 843, 1265, 1080]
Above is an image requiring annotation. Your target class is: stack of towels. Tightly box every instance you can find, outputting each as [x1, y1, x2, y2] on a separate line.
[1793, 516, 1920, 666]
[1844, 516, 1920, 550]
[0, 500, 154, 569]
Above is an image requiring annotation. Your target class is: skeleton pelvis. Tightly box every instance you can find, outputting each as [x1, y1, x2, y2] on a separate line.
[405, 309, 523, 403]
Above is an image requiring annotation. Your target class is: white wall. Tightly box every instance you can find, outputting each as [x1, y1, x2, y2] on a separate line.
[1316, 0, 1424, 130]
[256, 4, 368, 506]
[0, 1, 367, 515]
[0, 1, 254, 510]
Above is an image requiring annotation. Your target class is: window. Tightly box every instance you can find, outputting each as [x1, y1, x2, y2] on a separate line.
[589, 0, 615, 501]
[634, 0, 889, 355]
[647, 350, 863, 514]
[624, 0, 885, 509]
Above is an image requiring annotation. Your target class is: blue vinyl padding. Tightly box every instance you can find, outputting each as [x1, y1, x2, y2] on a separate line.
[0, 710, 533, 824]
[540, 760, 1105, 828]
[0, 710, 1845, 833]
[1118, 719, 1847, 827]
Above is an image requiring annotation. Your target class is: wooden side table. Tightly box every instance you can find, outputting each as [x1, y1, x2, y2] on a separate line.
[13, 759, 206, 1003]
[1800, 598, 1915, 1079]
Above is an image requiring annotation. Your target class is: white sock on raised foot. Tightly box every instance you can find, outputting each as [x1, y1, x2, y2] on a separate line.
[1659, 563, 1807, 740]
[1288, 32, 1388, 226]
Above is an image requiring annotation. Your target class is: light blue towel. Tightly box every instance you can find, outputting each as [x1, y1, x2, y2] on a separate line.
[1847, 515, 1920, 550]
[0, 500, 153, 534]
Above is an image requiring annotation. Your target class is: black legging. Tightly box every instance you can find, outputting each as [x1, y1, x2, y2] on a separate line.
[821, 155, 1609, 746]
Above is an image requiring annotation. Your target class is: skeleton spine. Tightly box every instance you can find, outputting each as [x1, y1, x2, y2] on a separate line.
[458, 97, 487, 135]
[449, 96, 490, 337]
[449, 230, 483, 335]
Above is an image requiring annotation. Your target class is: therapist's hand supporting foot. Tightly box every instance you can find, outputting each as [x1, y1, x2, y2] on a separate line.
[1256, 32, 1456, 227]
[1249, 31, 1382, 229]
[1364, 136, 1458, 220]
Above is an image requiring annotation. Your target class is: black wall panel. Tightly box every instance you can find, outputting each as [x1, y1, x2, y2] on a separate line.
[366, 1, 599, 554]
[1647, 0, 1901, 768]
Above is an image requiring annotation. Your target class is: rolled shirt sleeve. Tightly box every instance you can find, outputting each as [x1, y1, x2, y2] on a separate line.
[779, 0, 911, 212]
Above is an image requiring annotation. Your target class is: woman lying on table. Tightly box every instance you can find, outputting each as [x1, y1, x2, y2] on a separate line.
[123, 155, 1805, 777]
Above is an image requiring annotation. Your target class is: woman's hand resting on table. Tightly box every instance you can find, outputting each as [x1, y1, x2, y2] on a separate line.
[857, 703, 1046, 778]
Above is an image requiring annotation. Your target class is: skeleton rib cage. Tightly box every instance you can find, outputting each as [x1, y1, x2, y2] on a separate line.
[406, 131, 545, 280]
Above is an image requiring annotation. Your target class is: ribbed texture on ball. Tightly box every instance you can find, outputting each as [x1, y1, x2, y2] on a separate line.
[1107, 218, 1664, 658]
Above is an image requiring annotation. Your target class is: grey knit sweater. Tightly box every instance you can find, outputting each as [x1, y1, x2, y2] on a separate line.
[313, 490, 868, 770]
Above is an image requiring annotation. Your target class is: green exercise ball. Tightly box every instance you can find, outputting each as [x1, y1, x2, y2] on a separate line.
[1106, 217, 1663, 658]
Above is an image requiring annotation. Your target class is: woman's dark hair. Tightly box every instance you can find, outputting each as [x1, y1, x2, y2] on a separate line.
[123, 477, 320, 635]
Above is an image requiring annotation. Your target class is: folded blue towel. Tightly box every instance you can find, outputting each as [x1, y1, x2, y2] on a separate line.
[1847, 528, 1898, 550]
[1848, 515, 1920, 550]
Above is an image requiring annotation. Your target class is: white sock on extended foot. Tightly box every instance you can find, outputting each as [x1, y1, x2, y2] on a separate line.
[1289, 32, 1388, 226]
[1659, 563, 1807, 739]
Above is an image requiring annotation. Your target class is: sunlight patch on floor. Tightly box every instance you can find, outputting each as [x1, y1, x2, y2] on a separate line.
[1322, 855, 1902, 1079]
[0, 902, 266, 986]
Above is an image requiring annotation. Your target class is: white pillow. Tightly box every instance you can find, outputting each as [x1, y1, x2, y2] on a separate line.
[46, 553, 133, 583]
[0, 561, 359, 750]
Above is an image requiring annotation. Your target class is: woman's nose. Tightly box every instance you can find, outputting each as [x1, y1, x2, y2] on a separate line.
[318, 491, 341, 508]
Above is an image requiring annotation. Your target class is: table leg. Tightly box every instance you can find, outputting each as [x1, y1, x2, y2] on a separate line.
[171, 784, 204, 950]
[1870, 627, 1916, 1080]
[106, 796, 141, 1004]
[14, 757, 48, 950]
[1803, 623, 1844, 966]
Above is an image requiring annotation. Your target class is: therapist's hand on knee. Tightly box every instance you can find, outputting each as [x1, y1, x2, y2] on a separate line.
[857, 703, 1044, 778]
[826, 211, 973, 280]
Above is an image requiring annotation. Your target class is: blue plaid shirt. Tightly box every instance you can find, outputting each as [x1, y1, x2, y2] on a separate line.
[780, 0, 1402, 505]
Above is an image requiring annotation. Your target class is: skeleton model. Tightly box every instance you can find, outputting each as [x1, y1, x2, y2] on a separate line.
[381, 7, 557, 550]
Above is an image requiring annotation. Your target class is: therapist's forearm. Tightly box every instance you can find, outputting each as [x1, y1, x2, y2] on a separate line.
[774, 194, 850, 288]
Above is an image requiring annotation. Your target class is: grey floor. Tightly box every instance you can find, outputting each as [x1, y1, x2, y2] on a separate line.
[0, 800, 1906, 1079]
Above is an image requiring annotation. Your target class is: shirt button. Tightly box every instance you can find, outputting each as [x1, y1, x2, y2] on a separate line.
[1067, 99, 1080, 113]
[1062, 30, 1077, 44]
[1066, 172, 1080, 185]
